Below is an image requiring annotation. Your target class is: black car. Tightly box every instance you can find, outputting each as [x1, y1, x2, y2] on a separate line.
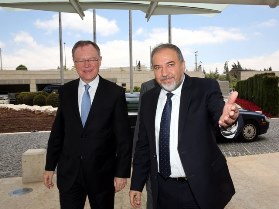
[125, 93, 270, 142]
[42, 84, 61, 93]
[126, 92, 140, 135]
[237, 108, 270, 142]
[224, 99, 270, 142]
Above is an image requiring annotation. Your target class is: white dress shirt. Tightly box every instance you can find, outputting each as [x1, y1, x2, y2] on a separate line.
[155, 76, 238, 177]
[78, 75, 99, 116]
[155, 76, 186, 178]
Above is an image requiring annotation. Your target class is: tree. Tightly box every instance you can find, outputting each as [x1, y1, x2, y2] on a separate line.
[214, 68, 219, 78]
[137, 61, 141, 70]
[205, 70, 219, 80]
[223, 61, 229, 74]
[16, 64, 28, 70]
[231, 61, 243, 70]
[224, 61, 230, 81]
[264, 67, 272, 71]
[229, 75, 237, 89]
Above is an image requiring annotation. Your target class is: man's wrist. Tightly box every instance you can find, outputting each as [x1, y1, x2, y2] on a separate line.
[225, 122, 237, 131]
[220, 122, 238, 137]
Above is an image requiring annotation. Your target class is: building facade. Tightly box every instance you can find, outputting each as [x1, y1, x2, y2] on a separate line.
[0, 68, 205, 93]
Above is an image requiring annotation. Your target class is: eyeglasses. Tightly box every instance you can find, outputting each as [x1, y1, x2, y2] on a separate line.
[74, 58, 100, 65]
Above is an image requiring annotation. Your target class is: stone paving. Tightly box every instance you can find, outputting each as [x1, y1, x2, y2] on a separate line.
[219, 118, 279, 157]
[0, 119, 278, 179]
[0, 131, 49, 178]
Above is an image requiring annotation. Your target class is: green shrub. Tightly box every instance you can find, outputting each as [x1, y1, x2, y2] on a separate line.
[133, 86, 141, 92]
[16, 92, 30, 104]
[236, 72, 279, 116]
[38, 91, 49, 97]
[46, 93, 59, 107]
[23, 93, 36, 106]
[16, 94, 24, 104]
[33, 94, 47, 106]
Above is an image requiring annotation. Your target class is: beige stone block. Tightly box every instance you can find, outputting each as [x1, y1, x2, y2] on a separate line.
[22, 149, 46, 183]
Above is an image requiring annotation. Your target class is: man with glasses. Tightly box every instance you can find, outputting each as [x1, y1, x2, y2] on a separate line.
[43, 40, 132, 209]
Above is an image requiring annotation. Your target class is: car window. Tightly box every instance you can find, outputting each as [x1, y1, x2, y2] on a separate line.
[42, 85, 61, 93]
[125, 92, 139, 112]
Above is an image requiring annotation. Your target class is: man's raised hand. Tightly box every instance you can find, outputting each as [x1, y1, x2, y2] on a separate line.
[219, 91, 240, 128]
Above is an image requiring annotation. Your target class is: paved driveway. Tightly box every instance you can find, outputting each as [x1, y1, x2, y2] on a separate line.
[219, 118, 279, 157]
[0, 119, 278, 178]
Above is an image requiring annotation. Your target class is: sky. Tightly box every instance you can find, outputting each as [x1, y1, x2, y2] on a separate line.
[0, 4, 279, 73]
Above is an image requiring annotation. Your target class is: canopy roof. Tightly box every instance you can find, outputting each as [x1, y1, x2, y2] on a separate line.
[0, 0, 278, 20]
[0, 0, 228, 20]
[157, 0, 279, 8]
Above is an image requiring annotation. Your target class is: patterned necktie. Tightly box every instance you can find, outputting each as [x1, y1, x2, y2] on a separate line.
[159, 92, 173, 178]
[81, 84, 91, 126]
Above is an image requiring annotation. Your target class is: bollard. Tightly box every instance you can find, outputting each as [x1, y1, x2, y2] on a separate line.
[22, 149, 46, 183]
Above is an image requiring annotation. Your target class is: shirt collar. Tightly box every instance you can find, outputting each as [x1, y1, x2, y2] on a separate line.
[79, 75, 99, 89]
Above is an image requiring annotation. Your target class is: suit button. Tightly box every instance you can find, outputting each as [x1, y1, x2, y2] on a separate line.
[153, 155, 157, 158]
[80, 155, 85, 160]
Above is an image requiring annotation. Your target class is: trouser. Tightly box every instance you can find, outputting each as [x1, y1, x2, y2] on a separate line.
[59, 166, 114, 209]
[157, 174, 200, 209]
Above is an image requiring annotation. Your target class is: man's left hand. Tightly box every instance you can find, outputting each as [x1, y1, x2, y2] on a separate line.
[114, 177, 127, 193]
[219, 91, 240, 128]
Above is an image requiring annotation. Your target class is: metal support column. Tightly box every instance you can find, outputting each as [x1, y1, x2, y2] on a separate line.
[129, 10, 133, 93]
[59, 12, 64, 84]
[93, 9, 96, 42]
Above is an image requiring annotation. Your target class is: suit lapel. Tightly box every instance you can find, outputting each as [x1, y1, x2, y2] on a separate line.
[70, 79, 83, 127]
[178, 75, 192, 141]
[148, 87, 161, 147]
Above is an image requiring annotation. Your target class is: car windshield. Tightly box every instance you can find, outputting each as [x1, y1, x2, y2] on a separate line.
[125, 92, 140, 112]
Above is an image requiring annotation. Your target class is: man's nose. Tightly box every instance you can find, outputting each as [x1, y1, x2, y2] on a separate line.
[84, 60, 91, 67]
[160, 66, 168, 76]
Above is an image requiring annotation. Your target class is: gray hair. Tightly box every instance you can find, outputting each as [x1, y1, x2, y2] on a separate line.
[72, 40, 101, 59]
[151, 43, 184, 65]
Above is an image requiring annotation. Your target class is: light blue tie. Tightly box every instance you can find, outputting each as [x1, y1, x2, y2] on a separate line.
[81, 84, 91, 126]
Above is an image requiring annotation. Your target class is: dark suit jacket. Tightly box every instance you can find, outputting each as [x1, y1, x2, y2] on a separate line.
[45, 76, 132, 193]
[131, 75, 242, 209]
[133, 79, 158, 155]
